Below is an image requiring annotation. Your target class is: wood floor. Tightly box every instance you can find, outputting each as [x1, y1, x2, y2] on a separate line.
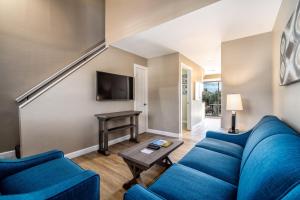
[73, 118, 220, 200]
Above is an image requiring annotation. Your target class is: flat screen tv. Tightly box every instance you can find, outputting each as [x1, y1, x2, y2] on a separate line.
[96, 71, 134, 101]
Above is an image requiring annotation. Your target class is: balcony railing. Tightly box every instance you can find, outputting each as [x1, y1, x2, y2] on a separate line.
[205, 103, 221, 117]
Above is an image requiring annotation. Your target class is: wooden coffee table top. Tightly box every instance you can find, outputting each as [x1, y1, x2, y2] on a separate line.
[118, 136, 183, 168]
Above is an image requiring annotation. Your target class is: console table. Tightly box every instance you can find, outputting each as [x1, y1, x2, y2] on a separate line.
[95, 110, 142, 156]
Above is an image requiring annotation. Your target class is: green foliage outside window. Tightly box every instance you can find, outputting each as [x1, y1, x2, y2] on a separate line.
[202, 89, 221, 105]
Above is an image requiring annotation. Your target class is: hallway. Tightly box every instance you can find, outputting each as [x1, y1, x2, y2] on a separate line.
[183, 117, 222, 142]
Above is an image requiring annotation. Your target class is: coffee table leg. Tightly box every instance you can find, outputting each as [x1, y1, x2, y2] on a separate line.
[164, 156, 173, 166]
[159, 156, 173, 168]
[123, 161, 144, 190]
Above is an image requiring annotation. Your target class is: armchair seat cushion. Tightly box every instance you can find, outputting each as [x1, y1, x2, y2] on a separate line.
[195, 138, 244, 159]
[0, 158, 83, 194]
[148, 164, 237, 200]
[178, 147, 241, 185]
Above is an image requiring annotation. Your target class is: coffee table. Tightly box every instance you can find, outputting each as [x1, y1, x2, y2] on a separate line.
[118, 137, 184, 189]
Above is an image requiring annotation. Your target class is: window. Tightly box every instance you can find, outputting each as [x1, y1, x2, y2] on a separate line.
[203, 81, 222, 117]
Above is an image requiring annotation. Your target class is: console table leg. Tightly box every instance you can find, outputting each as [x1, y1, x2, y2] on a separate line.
[98, 120, 110, 156]
[130, 116, 134, 139]
[103, 122, 110, 155]
[134, 115, 139, 142]
[129, 115, 139, 143]
[98, 121, 104, 153]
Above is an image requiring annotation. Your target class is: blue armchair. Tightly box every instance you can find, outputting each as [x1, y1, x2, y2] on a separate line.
[0, 150, 100, 200]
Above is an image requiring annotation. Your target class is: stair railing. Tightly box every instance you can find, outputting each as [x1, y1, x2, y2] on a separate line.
[16, 40, 107, 108]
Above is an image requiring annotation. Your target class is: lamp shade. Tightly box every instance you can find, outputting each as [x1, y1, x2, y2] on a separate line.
[226, 94, 243, 111]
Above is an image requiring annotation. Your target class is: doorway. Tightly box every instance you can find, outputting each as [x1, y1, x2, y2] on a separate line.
[180, 64, 192, 134]
[134, 64, 148, 134]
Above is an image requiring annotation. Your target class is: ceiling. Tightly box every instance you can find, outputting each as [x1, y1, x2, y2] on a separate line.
[112, 0, 282, 74]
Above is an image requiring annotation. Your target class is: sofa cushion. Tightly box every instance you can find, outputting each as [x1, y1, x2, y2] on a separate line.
[281, 184, 300, 200]
[196, 138, 243, 159]
[149, 164, 237, 200]
[125, 185, 167, 200]
[178, 147, 241, 185]
[0, 158, 83, 194]
[238, 134, 300, 200]
[240, 116, 297, 171]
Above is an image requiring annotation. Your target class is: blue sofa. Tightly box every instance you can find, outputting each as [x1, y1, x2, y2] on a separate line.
[124, 115, 300, 200]
[0, 150, 100, 200]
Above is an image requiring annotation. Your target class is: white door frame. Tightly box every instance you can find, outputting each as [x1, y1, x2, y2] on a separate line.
[179, 63, 192, 138]
[134, 64, 148, 132]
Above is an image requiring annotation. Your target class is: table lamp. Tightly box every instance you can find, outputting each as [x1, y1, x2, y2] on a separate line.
[226, 94, 243, 133]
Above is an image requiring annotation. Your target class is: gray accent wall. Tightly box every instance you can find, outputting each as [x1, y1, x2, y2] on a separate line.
[221, 32, 273, 130]
[148, 53, 204, 134]
[19, 47, 146, 156]
[272, 0, 300, 131]
[0, 0, 105, 152]
[148, 53, 180, 133]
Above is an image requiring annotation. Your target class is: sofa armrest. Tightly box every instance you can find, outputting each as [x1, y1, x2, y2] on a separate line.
[0, 170, 100, 200]
[0, 150, 64, 180]
[37, 170, 100, 200]
[206, 130, 252, 147]
[124, 185, 166, 200]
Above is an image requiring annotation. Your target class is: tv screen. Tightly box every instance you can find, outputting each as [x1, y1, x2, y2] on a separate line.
[96, 71, 134, 101]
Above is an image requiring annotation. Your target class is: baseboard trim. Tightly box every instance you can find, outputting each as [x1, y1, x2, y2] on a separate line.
[65, 134, 131, 159]
[192, 121, 203, 132]
[147, 129, 179, 138]
[0, 150, 16, 159]
[108, 135, 131, 146]
[66, 145, 98, 159]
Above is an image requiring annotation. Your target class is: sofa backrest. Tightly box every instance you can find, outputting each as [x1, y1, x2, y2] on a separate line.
[249, 115, 278, 131]
[237, 134, 300, 200]
[240, 116, 296, 171]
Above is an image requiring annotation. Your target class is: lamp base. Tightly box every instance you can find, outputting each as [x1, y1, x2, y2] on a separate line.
[228, 128, 239, 134]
